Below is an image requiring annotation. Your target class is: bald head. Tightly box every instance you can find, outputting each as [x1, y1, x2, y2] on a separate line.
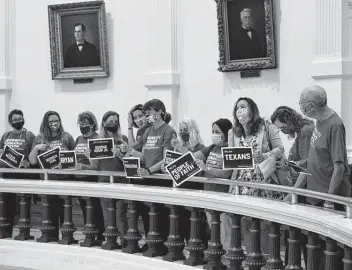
[300, 85, 327, 108]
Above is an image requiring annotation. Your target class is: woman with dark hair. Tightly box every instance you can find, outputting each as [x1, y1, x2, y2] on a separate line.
[127, 104, 150, 152]
[29, 110, 75, 239]
[74, 111, 105, 241]
[271, 106, 314, 267]
[87, 111, 128, 246]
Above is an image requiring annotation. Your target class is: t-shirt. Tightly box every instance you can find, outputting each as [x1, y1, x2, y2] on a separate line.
[200, 142, 229, 193]
[307, 113, 348, 205]
[133, 124, 152, 152]
[75, 132, 99, 165]
[142, 123, 176, 170]
[0, 129, 36, 166]
[288, 124, 314, 167]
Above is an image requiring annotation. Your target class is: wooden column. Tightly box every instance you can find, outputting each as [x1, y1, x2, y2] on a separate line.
[306, 232, 320, 270]
[58, 196, 77, 245]
[37, 195, 58, 243]
[14, 194, 33, 241]
[325, 238, 340, 270]
[243, 218, 266, 270]
[224, 214, 245, 270]
[143, 203, 165, 257]
[80, 197, 102, 247]
[286, 227, 302, 270]
[122, 200, 141, 254]
[343, 245, 352, 270]
[263, 222, 284, 270]
[0, 193, 10, 239]
[164, 205, 185, 262]
[184, 207, 205, 266]
[102, 199, 120, 250]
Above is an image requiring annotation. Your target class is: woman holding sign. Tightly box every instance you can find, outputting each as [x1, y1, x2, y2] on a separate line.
[29, 110, 75, 239]
[87, 111, 128, 246]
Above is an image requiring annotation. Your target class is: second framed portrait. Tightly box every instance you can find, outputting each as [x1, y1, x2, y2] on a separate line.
[48, 1, 109, 80]
[215, 0, 276, 72]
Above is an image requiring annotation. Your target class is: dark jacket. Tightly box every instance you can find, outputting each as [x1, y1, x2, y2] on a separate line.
[64, 40, 100, 68]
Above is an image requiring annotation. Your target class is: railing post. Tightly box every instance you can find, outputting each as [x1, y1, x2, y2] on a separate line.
[122, 200, 141, 254]
[80, 197, 102, 247]
[109, 175, 114, 184]
[143, 202, 166, 257]
[14, 194, 33, 241]
[0, 193, 10, 239]
[58, 196, 77, 245]
[291, 193, 298, 205]
[184, 207, 205, 266]
[164, 204, 185, 262]
[306, 232, 320, 270]
[325, 238, 341, 270]
[343, 245, 352, 270]
[204, 210, 226, 270]
[346, 203, 352, 219]
[286, 227, 302, 270]
[102, 199, 120, 250]
[243, 218, 266, 270]
[37, 195, 58, 243]
[225, 213, 245, 270]
[263, 222, 284, 270]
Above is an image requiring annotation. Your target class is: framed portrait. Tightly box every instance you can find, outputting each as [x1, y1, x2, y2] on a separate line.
[215, 0, 276, 72]
[48, 1, 109, 80]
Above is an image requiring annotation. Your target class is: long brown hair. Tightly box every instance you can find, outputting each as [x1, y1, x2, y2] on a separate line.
[39, 111, 64, 140]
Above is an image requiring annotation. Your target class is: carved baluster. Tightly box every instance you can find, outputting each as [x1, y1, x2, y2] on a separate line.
[102, 199, 120, 250]
[204, 210, 226, 270]
[343, 245, 352, 270]
[325, 238, 340, 270]
[37, 195, 58, 242]
[286, 227, 302, 270]
[58, 196, 77, 245]
[243, 218, 266, 270]
[306, 232, 320, 270]
[122, 200, 141, 253]
[184, 207, 205, 266]
[80, 197, 102, 247]
[143, 203, 166, 257]
[14, 194, 33, 241]
[263, 222, 284, 270]
[0, 193, 10, 239]
[224, 213, 245, 270]
[164, 204, 185, 261]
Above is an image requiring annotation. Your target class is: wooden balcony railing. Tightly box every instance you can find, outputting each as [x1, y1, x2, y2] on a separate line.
[0, 168, 351, 270]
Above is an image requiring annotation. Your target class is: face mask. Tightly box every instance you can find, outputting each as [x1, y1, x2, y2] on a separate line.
[300, 104, 313, 117]
[49, 123, 60, 132]
[135, 117, 146, 128]
[212, 134, 223, 145]
[236, 108, 251, 125]
[11, 121, 24, 131]
[147, 114, 157, 124]
[80, 126, 91, 136]
[106, 123, 119, 133]
[180, 132, 190, 142]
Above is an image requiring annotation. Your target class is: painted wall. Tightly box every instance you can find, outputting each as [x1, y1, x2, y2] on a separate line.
[11, 0, 316, 154]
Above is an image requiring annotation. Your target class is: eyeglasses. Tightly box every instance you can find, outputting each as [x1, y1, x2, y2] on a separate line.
[299, 101, 315, 106]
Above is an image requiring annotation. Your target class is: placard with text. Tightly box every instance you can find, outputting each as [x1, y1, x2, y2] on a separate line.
[164, 150, 182, 167]
[221, 147, 254, 170]
[37, 147, 61, 169]
[60, 150, 77, 169]
[123, 157, 141, 179]
[88, 138, 114, 160]
[0, 145, 25, 168]
[165, 152, 201, 187]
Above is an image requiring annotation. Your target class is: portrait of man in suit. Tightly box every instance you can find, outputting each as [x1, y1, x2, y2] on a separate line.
[64, 23, 101, 68]
[229, 8, 267, 61]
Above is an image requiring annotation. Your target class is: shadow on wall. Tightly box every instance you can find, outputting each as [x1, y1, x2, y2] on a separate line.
[222, 0, 282, 95]
[53, 13, 114, 94]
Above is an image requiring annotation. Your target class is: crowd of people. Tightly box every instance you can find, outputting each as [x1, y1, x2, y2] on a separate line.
[0, 84, 350, 268]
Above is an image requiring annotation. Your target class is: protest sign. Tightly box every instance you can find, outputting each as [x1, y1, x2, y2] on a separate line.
[222, 147, 254, 170]
[0, 145, 24, 168]
[165, 152, 201, 187]
[164, 150, 182, 167]
[59, 151, 77, 169]
[88, 138, 114, 160]
[37, 147, 61, 169]
[123, 157, 141, 179]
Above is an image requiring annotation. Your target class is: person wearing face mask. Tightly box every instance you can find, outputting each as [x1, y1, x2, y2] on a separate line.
[0, 109, 36, 238]
[29, 110, 75, 239]
[86, 111, 128, 247]
[73, 111, 105, 241]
